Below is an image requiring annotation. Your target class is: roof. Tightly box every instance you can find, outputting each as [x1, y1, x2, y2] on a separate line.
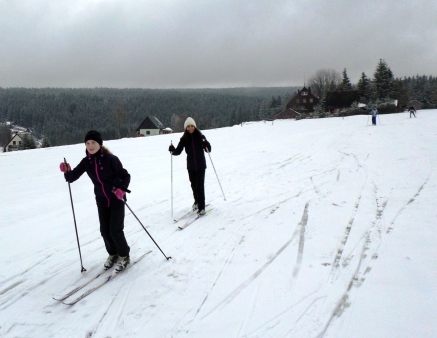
[137, 116, 165, 130]
[5, 132, 23, 144]
[3, 132, 23, 151]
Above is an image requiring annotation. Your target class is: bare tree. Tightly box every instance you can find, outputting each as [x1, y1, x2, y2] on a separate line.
[308, 68, 342, 99]
[170, 114, 181, 131]
[171, 113, 190, 133]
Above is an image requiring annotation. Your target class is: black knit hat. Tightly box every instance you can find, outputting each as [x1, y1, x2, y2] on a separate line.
[85, 130, 103, 145]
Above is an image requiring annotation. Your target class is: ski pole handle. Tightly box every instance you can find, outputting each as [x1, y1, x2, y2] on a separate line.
[119, 187, 131, 193]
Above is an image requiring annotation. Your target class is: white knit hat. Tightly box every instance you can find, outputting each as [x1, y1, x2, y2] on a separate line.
[184, 117, 197, 130]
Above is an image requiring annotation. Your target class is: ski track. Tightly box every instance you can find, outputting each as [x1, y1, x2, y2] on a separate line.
[313, 184, 388, 337]
[386, 175, 430, 234]
[292, 202, 309, 278]
[330, 194, 362, 272]
[201, 235, 297, 319]
[236, 283, 260, 338]
[244, 146, 378, 337]
[173, 235, 245, 336]
[0, 257, 79, 310]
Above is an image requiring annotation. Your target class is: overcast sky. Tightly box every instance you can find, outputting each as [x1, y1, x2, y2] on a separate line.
[1, 0, 436, 89]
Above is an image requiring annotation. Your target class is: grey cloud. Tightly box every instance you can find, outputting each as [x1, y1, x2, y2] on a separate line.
[1, 0, 436, 88]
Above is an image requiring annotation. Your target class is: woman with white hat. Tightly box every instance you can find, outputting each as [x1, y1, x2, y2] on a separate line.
[169, 117, 211, 215]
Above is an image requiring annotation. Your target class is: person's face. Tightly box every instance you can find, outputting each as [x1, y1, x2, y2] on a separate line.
[86, 140, 101, 154]
[186, 125, 195, 134]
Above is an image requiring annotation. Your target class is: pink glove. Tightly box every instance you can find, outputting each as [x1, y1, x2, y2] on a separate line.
[113, 188, 125, 200]
[60, 163, 71, 172]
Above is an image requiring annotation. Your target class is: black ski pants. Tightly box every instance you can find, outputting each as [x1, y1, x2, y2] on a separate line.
[98, 204, 130, 257]
[188, 169, 206, 211]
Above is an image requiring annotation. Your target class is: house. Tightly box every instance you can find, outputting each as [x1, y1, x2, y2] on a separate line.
[324, 90, 361, 113]
[275, 108, 301, 120]
[286, 86, 320, 114]
[4, 132, 24, 152]
[136, 116, 172, 137]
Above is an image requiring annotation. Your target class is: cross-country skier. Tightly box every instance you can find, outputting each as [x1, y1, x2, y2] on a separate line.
[60, 130, 131, 272]
[168, 117, 211, 215]
[408, 105, 417, 118]
[370, 108, 378, 125]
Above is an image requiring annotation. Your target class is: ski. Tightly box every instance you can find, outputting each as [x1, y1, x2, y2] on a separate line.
[174, 204, 210, 223]
[61, 251, 152, 305]
[53, 269, 110, 301]
[178, 208, 213, 230]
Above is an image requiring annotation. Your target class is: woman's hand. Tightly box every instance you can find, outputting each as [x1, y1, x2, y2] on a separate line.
[202, 139, 211, 152]
[113, 188, 125, 200]
[59, 163, 71, 172]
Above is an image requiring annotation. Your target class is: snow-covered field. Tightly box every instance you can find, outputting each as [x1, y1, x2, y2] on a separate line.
[1, 111, 436, 338]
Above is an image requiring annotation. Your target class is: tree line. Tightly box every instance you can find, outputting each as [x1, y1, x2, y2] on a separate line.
[308, 59, 437, 110]
[0, 87, 297, 147]
[1, 59, 436, 149]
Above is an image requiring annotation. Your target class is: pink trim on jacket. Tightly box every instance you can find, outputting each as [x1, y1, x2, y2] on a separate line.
[93, 154, 111, 207]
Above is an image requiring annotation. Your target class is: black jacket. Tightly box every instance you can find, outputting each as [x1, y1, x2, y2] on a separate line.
[64, 147, 130, 208]
[172, 130, 211, 171]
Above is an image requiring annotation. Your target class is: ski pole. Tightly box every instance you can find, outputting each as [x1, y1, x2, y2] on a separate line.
[124, 202, 172, 260]
[366, 115, 370, 126]
[170, 141, 173, 219]
[64, 158, 86, 273]
[205, 148, 226, 201]
[378, 115, 382, 125]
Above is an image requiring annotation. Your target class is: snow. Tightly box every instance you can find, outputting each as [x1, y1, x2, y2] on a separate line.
[1, 111, 436, 338]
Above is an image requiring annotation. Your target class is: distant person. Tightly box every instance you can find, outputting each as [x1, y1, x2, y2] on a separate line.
[408, 106, 416, 118]
[370, 108, 378, 125]
[169, 117, 211, 215]
[60, 130, 132, 272]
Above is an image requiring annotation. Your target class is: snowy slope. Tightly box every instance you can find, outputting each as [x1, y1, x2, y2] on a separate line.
[1, 111, 436, 338]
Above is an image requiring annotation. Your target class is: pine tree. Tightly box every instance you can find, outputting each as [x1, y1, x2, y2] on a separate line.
[258, 100, 270, 121]
[42, 135, 51, 148]
[0, 124, 12, 147]
[282, 92, 292, 110]
[19, 133, 37, 150]
[313, 105, 325, 118]
[229, 110, 237, 126]
[340, 68, 352, 90]
[357, 72, 370, 99]
[392, 79, 409, 108]
[373, 59, 394, 99]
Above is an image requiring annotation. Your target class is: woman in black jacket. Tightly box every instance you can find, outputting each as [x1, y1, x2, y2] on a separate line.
[169, 117, 211, 215]
[60, 130, 131, 272]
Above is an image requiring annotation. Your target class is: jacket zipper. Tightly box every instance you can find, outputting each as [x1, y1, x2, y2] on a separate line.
[94, 159, 110, 207]
[191, 135, 198, 171]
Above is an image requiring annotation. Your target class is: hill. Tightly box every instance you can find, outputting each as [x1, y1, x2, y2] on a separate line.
[0, 111, 436, 337]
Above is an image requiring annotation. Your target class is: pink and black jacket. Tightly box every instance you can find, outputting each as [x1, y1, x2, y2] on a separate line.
[64, 148, 130, 208]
